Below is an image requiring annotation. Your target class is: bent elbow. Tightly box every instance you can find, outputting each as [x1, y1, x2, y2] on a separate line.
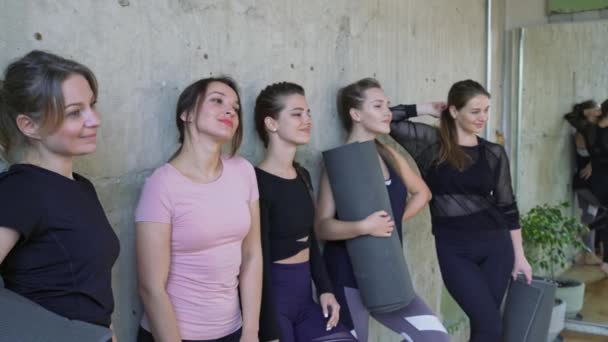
[314, 221, 330, 241]
[138, 281, 166, 304]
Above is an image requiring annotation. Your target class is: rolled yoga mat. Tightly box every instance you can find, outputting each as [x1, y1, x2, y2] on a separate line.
[0, 287, 113, 342]
[322, 141, 415, 313]
[502, 276, 556, 342]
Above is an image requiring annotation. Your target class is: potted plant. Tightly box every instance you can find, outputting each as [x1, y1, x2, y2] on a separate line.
[521, 202, 589, 340]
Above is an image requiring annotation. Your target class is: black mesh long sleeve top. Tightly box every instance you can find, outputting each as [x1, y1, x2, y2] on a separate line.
[389, 105, 521, 238]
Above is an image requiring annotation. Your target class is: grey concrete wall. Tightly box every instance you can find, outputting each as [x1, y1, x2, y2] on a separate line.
[516, 21, 608, 213]
[1, 1, 500, 340]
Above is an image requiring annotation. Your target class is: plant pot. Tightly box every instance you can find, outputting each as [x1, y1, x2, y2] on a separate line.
[547, 299, 566, 342]
[555, 278, 585, 319]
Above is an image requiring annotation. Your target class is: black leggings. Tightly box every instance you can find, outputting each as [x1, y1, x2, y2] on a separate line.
[137, 326, 241, 342]
[435, 230, 514, 342]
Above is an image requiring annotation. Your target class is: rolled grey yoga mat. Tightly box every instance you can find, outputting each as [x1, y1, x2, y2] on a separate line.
[322, 141, 415, 313]
[0, 287, 113, 342]
[502, 276, 556, 342]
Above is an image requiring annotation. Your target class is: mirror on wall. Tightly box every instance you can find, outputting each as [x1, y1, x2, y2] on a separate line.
[509, 19, 608, 333]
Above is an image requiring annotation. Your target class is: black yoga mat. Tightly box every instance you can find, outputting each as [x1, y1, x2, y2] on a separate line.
[502, 276, 556, 342]
[323, 141, 415, 313]
[0, 287, 113, 342]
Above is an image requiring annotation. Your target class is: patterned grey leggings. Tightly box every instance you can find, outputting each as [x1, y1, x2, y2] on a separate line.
[344, 287, 450, 342]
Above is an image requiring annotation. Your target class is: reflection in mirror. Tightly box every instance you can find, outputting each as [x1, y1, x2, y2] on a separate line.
[510, 20, 608, 335]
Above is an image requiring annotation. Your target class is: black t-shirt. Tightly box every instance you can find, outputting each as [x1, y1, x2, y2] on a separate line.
[0, 164, 120, 327]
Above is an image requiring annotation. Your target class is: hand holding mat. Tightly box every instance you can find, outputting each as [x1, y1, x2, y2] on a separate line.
[502, 276, 556, 342]
[322, 141, 415, 313]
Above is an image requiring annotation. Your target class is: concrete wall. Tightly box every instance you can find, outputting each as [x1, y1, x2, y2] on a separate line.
[515, 21, 608, 213]
[1, 1, 502, 340]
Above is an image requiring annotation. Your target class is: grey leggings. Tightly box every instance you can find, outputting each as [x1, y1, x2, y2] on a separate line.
[343, 287, 450, 342]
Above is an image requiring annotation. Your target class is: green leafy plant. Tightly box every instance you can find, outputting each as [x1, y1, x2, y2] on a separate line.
[521, 202, 589, 281]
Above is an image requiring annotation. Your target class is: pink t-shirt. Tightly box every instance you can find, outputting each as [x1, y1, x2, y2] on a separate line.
[135, 156, 259, 340]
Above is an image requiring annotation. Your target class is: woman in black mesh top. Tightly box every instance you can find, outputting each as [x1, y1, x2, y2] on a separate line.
[565, 99, 608, 274]
[390, 80, 532, 342]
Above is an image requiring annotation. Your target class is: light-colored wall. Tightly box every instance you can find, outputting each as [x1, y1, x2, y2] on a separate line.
[1, 1, 503, 340]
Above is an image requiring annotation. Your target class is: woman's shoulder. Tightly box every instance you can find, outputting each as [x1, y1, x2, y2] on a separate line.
[478, 137, 510, 166]
[139, 163, 178, 195]
[223, 154, 255, 172]
[0, 164, 45, 190]
[478, 137, 505, 152]
[0, 165, 31, 190]
[293, 162, 310, 176]
[147, 163, 174, 181]
[384, 143, 413, 168]
[0, 165, 45, 211]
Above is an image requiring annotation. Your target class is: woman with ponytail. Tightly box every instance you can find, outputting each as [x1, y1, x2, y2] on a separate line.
[253, 82, 357, 342]
[390, 79, 532, 341]
[316, 78, 449, 342]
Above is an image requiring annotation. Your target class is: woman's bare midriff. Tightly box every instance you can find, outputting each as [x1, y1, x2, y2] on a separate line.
[274, 248, 310, 264]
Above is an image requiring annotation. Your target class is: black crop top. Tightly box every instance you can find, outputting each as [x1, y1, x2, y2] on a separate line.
[256, 167, 314, 261]
[256, 165, 333, 341]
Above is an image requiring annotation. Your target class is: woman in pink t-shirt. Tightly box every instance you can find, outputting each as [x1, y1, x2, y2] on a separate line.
[135, 77, 263, 342]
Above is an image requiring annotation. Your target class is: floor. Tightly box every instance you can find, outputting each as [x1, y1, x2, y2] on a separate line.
[560, 264, 608, 341]
[562, 330, 608, 341]
[562, 265, 608, 324]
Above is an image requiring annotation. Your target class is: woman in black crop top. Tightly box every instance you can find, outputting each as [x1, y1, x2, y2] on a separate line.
[254, 82, 357, 342]
[390, 79, 532, 342]
[0, 51, 119, 338]
[316, 78, 449, 342]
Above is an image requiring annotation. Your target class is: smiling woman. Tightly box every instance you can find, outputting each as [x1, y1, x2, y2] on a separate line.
[0, 50, 120, 336]
[253, 82, 358, 342]
[316, 78, 449, 342]
[0, 51, 100, 163]
[135, 77, 263, 342]
[390, 79, 532, 342]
